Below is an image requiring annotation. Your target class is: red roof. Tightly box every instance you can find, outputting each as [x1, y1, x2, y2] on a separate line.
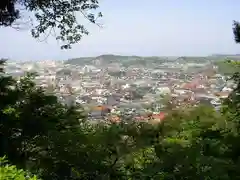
[109, 115, 121, 123]
[151, 112, 165, 120]
[183, 83, 196, 89]
[135, 116, 147, 121]
[92, 105, 110, 111]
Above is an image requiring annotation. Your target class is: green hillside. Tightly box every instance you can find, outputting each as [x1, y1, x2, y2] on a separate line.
[66, 54, 171, 66]
[65, 54, 240, 67]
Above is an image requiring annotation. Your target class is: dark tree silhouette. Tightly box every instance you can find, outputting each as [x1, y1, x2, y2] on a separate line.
[0, 0, 102, 49]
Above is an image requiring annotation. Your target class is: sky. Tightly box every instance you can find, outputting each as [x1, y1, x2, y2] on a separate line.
[0, 0, 240, 61]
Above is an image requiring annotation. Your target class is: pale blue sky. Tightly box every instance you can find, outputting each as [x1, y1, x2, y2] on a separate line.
[0, 0, 240, 61]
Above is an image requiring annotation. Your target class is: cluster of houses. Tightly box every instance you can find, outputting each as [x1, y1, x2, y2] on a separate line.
[3, 58, 234, 124]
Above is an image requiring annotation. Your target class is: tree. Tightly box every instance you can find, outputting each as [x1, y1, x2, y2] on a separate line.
[0, 69, 85, 179]
[0, 156, 39, 180]
[233, 21, 240, 43]
[215, 60, 240, 76]
[0, 0, 102, 49]
[0, 59, 6, 73]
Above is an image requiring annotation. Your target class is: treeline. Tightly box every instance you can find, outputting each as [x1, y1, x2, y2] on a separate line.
[0, 60, 240, 180]
[215, 60, 240, 76]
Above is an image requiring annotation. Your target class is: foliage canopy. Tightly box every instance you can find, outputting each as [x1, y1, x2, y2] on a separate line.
[0, 0, 102, 49]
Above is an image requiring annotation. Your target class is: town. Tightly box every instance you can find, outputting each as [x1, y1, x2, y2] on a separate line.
[4, 54, 235, 123]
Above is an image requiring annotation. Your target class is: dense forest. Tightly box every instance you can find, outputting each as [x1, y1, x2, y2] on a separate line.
[1, 0, 240, 179]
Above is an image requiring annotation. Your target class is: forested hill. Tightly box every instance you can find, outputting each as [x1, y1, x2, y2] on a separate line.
[210, 54, 240, 61]
[65, 54, 175, 66]
[65, 54, 240, 66]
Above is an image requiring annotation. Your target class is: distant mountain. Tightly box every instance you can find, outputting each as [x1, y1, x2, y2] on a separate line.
[174, 56, 211, 63]
[65, 54, 240, 66]
[65, 54, 170, 66]
[95, 54, 141, 61]
[211, 54, 240, 57]
[65, 57, 94, 65]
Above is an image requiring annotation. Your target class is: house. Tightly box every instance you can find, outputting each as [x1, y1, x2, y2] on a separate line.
[215, 91, 230, 99]
[148, 112, 166, 124]
[89, 105, 111, 119]
[106, 95, 120, 106]
[151, 112, 165, 120]
[108, 115, 121, 123]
